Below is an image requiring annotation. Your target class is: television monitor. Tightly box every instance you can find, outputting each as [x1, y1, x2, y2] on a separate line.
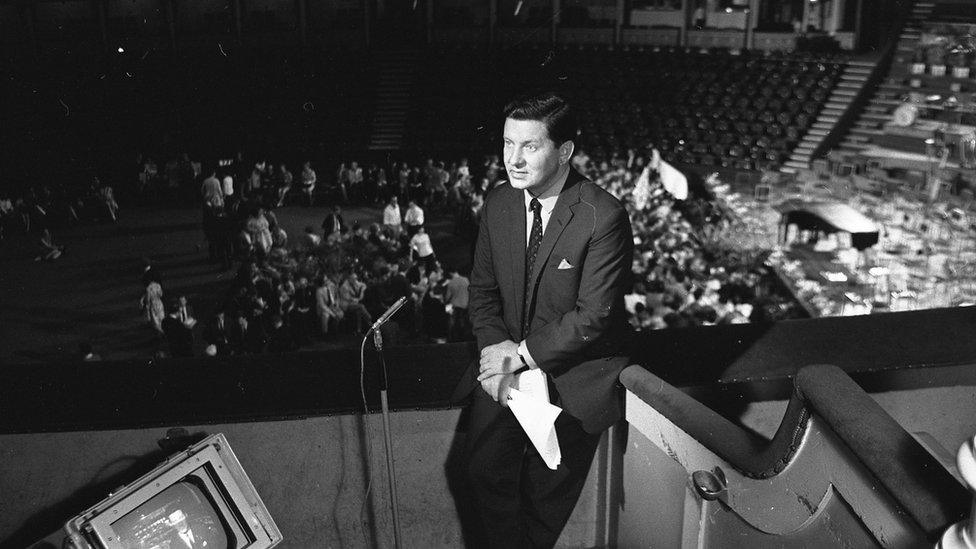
[64, 433, 282, 549]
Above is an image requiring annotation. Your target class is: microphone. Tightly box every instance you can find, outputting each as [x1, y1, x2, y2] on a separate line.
[370, 296, 408, 332]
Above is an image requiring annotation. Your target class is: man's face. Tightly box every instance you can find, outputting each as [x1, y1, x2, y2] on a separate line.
[503, 118, 565, 194]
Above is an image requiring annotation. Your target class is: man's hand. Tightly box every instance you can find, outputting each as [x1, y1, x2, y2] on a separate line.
[477, 340, 521, 382]
[480, 372, 515, 407]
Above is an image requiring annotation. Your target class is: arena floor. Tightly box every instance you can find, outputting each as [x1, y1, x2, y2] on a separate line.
[0, 204, 473, 365]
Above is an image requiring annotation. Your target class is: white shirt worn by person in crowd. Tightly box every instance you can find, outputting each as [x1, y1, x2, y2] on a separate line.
[201, 175, 223, 206]
[444, 273, 470, 310]
[383, 203, 402, 226]
[404, 203, 425, 228]
[409, 230, 435, 260]
[222, 175, 234, 197]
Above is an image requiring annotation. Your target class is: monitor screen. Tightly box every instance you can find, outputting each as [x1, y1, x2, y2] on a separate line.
[65, 434, 281, 549]
[111, 479, 230, 549]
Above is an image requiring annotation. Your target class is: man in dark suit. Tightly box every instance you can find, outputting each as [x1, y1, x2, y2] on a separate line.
[466, 91, 633, 548]
[321, 205, 345, 238]
[161, 301, 194, 358]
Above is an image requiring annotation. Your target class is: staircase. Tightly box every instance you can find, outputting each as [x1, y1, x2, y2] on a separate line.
[831, 0, 936, 155]
[368, 49, 421, 151]
[783, 59, 877, 172]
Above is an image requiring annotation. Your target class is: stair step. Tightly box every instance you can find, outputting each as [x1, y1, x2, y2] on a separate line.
[869, 98, 899, 106]
[822, 108, 845, 116]
[860, 112, 890, 121]
[837, 81, 863, 89]
[840, 75, 868, 84]
[851, 127, 884, 136]
[819, 114, 841, 123]
[812, 122, 834, 130]
[807, 129, 829, 137]
[784, 161, 809, 169]
[832, 89, 858, 98]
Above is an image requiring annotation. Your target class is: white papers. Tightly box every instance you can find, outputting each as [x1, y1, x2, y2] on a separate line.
[508, 370, 562, 470]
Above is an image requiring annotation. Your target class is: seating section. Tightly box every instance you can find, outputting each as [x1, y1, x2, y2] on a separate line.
[562, 47, 843, 170]
[401, 44, 843, 169]
[0, 45, 374, 189]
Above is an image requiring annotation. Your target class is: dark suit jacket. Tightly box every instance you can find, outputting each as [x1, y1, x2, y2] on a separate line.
[468, 168, 633, 435]
[321, 213, 345, 235]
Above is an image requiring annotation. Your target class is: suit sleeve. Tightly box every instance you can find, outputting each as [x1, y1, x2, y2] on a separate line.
[525, 197, 632, 373]
[467, 193, 513, 352]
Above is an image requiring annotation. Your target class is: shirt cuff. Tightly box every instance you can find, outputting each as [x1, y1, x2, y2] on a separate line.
[517, 340, 538, 370]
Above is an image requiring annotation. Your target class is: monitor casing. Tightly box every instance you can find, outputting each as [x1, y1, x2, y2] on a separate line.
[64, 433, 282, 549]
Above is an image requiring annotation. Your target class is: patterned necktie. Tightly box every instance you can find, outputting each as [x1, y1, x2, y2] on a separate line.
[523, 198, 543, 337]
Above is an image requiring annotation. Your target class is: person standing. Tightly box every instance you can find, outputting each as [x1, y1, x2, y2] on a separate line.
[161, 300, 195, 357]
[409, 226, 436, 270]
[383, 196, 403, 236]
[443, 266, 471, 342]
[275, 163, 294, 207]
[141, 279, 165, 332]
[321, 205, 345, 238]
[465, 91, 633, 548]
[300, 161, 317, 206]
[315, 274, 343, 338]
[403, 200, 425, 236]
[200, 168, 223, 207]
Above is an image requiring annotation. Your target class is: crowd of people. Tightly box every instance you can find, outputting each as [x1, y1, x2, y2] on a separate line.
[0, 177, 119, 260]
[573, 148, 804, 330]
[2, 142, 804, 360]
[139, 153, 489, 359]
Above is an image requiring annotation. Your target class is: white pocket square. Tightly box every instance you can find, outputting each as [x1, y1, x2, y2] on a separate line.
[557, 259, 574, 270]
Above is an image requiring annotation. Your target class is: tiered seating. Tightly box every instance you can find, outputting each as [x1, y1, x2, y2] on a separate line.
[561, 47, 842, 169]
[403, 44, 843, 169]
[402, 45, 494, 154]
[0, 44, 374, 189]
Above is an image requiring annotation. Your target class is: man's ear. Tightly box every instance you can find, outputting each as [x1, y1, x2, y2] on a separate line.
[560, 140, 575, 164]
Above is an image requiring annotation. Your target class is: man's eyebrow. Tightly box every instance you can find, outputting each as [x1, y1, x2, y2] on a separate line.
[503, 138, 541, 145]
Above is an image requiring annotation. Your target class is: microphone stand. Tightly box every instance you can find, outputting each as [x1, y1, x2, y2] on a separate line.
[372, 327, 403, 549]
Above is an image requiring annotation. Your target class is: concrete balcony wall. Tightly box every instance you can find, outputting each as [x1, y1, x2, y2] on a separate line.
[629, 9, 683, 28]
[753, 31, 796, 51]
[620, 27, 681, 47]
[686, 29, 747, 49]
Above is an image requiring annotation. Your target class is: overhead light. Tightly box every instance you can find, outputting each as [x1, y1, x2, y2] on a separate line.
[515, 0, 523, 16]
[117, 46, 124, 53]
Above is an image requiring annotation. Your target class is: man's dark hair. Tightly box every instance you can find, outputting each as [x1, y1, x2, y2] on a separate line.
[503, 91, 579, 146]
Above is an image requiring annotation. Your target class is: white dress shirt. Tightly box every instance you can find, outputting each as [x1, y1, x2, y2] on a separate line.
[383, 204, 402, 226]
[517, 168, 569, 369]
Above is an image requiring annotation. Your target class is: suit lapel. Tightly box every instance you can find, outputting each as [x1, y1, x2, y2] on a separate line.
[527, 172, 583, 295]
[507, 186, 527, 328]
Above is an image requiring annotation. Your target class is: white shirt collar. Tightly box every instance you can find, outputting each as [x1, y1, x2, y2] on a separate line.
[523, 168, 569, 215]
